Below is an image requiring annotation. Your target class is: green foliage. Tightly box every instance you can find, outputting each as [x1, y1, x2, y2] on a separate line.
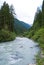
[14, 19, 30, 35]
[26, 1, 44, 49]
[23, 30, 34, 38]
[36, 54, 43, 65]
[42, 0, 44, 27]
[0, 2, 16, 42]
[0, 29, 16, 42]
[23, 31, 30, 37]
[24, 1, 44, 65]
[32, 8, 42, 31]
[0, 2, 15, 31]
[28, 30, 35, 38]
[32, 28, 44, 49]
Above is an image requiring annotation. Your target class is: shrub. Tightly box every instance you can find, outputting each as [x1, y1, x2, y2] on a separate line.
[0, 29, 16, 42]
[32, 28, 44, 49]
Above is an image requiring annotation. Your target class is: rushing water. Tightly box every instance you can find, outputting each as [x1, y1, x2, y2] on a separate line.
[0, 37, 39, 65]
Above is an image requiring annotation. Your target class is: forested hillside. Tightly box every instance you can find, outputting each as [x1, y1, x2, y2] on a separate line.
[24, 0, 44, 47]
[23, 1, 44, 65]
[28, 0, 44, 48]
[14, 18, 31, 35]
[0, 2, 31, 42]
[0, 2, 16, 42]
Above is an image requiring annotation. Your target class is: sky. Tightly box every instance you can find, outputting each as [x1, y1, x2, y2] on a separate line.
[0, 0, 43, 25]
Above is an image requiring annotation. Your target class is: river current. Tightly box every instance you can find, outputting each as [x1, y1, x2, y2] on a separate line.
[0, 37, 39, 65]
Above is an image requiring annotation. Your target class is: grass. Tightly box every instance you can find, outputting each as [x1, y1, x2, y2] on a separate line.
[36, 52, 44, 65]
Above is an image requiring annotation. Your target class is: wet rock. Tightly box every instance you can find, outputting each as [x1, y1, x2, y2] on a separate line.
[11, 56, 19, 60]
[34, 45, 39, 47]
[30, 47, 33, 48]
[20, 46, 23, 48]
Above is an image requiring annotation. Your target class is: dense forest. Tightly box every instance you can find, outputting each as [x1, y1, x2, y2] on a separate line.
[0, 2, 30, 42]
[23, 0, 44, 65]
[24, 0, 44, 49]
[0, 2, 16, 42]
[14, 18, 30, 35]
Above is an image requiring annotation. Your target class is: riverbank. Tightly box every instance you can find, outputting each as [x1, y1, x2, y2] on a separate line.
[36, 51, 44, 65]
[23, 28, 44, 65]
[0, 29, 16, 42]
[28, 64, 36, 65]
[32, 28, 44, 65]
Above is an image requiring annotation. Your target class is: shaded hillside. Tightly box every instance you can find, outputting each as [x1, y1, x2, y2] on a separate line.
[28, 1, 44, 43]
[24, 1, 44, 65]
[14, 18, 31, 34]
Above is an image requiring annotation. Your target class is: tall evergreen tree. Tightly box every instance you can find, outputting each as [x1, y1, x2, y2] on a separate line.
[32, 8, 42, 31]
[0, 2, 15, 31]
[42, 0, 44, 27]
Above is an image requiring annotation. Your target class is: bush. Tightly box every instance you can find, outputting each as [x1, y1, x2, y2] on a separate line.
[23, 30, 35, 38]
[32, 28, 44, 49]
[0, 29, 16, 42]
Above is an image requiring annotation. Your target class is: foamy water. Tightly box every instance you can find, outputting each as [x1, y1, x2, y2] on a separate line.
[0, 37, 39, 65]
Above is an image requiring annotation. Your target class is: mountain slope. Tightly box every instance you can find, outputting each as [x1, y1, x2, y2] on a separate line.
[14, 18, 31, 34]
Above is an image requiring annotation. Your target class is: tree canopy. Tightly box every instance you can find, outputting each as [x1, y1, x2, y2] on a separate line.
[0, 2, 16, 42]
[0, 2, 15, 31]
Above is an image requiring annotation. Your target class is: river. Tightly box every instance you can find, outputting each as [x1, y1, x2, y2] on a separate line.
[0, 37, 39, 65]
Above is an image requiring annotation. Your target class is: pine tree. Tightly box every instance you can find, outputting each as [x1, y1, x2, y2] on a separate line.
[0, 2, 15, 31]
[42, 0, 44, 27]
